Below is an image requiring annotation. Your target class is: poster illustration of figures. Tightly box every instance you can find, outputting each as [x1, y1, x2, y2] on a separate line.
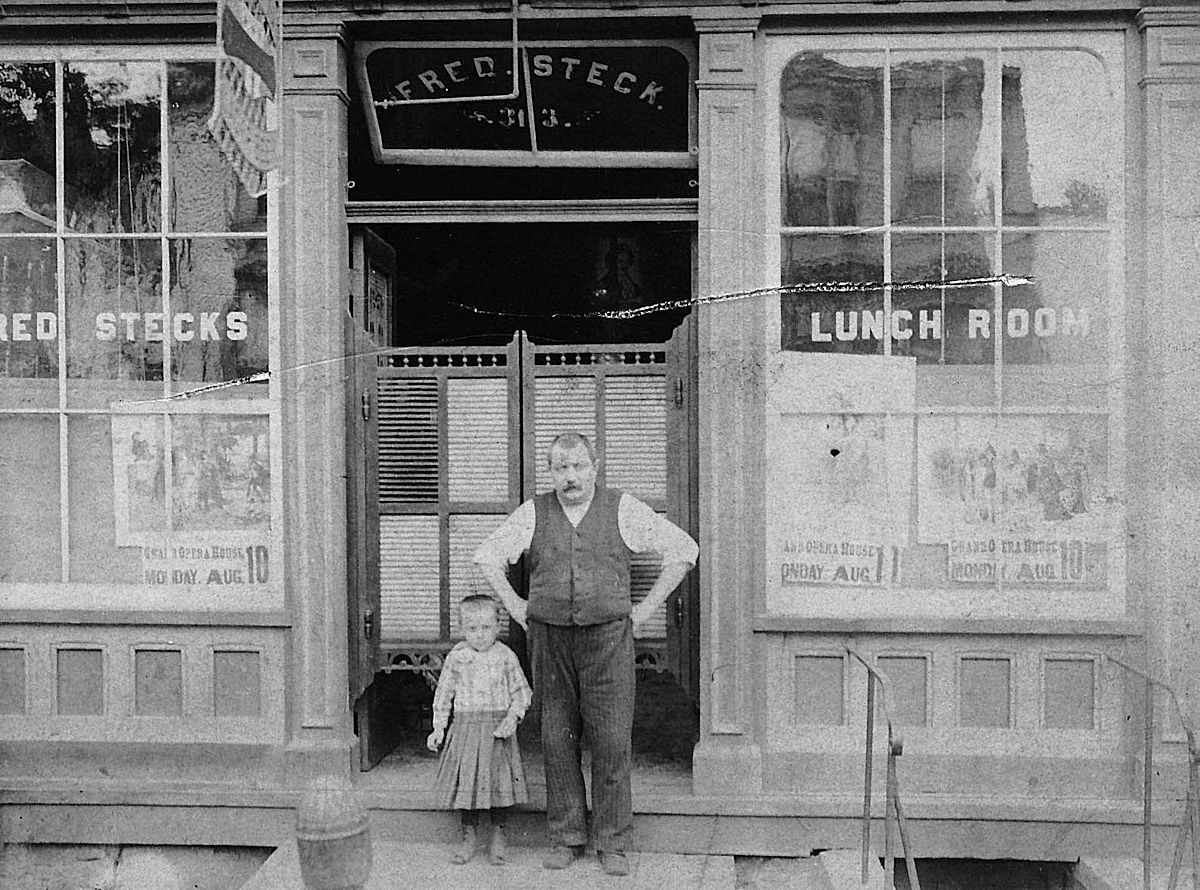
[113, 414, 168, 541]
[113, 412, 270, 545]
[169, 414, 270, 535]
[918, 414, 1111, 586]
[766, 352, 915, 598]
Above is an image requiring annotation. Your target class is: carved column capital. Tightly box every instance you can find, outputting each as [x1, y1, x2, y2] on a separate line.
[1139, 6, 1200, 84]
[284, 24, 350, 104]
[693, 14, 760, 87]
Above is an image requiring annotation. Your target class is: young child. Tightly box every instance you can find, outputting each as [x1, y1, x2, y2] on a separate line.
[427, 594, 532, 866]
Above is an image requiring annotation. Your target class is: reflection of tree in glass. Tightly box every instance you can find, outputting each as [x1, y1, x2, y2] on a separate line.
[0, 64, 56, 181]
[62, 63, 161, 233]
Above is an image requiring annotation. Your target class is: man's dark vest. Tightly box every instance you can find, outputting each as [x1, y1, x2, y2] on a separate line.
[527, 488, 633, 626]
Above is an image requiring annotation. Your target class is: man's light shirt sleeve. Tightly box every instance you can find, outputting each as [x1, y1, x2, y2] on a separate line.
[472, 500, 536, 568]
[617, 494, 699, 566]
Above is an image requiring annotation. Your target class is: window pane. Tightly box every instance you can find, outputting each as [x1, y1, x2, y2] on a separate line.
[1002, 232, 1108, 409]
[69, 413, 153, 583]
[168, 63, 266, 233]
[0, 63, 57, 229]
[169, 237, 268, 390]
[0, 414, 60, 581]
[780, 52, 884, 228]
[64, 238, 164, 382]
[891, 52, 994, 227]
[892, 233, 996, 407]
[0, 237, 59, 382]
[64, 61, 161, 233]
[1002, 51, 1111, 226]
[780, 233, 884, 353]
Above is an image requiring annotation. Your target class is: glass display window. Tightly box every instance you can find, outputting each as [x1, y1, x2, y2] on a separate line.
[765, 32, 1125, 620]
[0, 49, 277, 604]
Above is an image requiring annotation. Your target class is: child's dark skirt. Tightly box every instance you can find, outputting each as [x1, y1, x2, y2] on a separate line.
[435, 709, 527, 810]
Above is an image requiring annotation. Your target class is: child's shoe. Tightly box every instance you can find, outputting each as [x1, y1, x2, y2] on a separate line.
[451, 825, 477, 865]
[488, 824, 508, 866]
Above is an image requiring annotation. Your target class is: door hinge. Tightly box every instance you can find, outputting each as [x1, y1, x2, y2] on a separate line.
[361, 389, 371, 422]
[674, 594, 684, 627]
[674, 377, 684, 407]
[363, 609, 375, 640]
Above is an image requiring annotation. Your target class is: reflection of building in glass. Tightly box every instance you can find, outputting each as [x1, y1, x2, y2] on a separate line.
[779, 52, 1110, 369]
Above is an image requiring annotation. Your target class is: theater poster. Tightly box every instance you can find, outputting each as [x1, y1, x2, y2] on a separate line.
[917, 414, 1110, 586]
[766, 353, 914, 605]
[113, 412, 272, 588]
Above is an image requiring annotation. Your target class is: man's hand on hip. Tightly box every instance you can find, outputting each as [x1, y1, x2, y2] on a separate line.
[509, 598, 528, 630]
[630, 603, 650, 629]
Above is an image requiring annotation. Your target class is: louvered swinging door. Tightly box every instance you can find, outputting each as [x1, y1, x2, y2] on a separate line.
[374, 337, 521, 667]
[369, 326, 694, 718]
[521, 325, 693, 684]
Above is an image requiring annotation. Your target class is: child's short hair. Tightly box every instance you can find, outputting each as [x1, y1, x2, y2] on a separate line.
[459, 594, 501, 621]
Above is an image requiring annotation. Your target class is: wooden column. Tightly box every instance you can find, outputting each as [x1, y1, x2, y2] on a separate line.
[279, 23, 356, 781]
[691, 14, 765, 796]
[1138, 8, 1200, 731]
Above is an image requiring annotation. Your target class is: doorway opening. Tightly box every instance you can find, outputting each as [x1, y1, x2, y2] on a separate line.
[346, 220, 700, 778]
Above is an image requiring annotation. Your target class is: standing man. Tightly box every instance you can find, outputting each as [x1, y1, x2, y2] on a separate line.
[473, 431, 697, 877]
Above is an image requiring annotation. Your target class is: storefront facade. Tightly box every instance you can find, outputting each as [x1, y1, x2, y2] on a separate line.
[1, 0, 1199, 861]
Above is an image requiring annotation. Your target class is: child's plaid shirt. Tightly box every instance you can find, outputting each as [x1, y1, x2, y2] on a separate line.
[431, 640, 532, 731]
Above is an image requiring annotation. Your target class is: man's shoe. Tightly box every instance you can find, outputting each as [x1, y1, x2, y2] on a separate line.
[599, 850, 630, 876]
[542, 844, 582, 870]
[488, 824, 508, 866]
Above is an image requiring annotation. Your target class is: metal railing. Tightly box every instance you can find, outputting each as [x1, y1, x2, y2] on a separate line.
[847, 646, 921, 890]
[1108, 655, 1200, 890]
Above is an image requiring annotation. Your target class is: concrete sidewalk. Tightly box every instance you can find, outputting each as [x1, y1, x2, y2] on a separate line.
[242, 839, 735, 889]
[240, 841, 886, 890]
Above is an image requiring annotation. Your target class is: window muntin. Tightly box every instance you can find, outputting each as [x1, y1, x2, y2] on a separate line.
[0, 51, 276, 599]
[767, 34, 1123, 617]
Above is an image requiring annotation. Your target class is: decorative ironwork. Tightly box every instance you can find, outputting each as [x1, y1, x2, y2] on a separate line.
[379, 648, 445, 690]
[386, 352, 507, 368]
[635, 646, 674, 675]
[534, 349, 666, 366]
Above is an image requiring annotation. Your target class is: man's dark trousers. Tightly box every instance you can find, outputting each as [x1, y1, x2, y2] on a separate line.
[529, 616, 635, 852]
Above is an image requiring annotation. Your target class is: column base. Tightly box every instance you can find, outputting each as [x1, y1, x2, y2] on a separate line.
[692, 735, 763, 796]
[284, 733, 358, 787]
